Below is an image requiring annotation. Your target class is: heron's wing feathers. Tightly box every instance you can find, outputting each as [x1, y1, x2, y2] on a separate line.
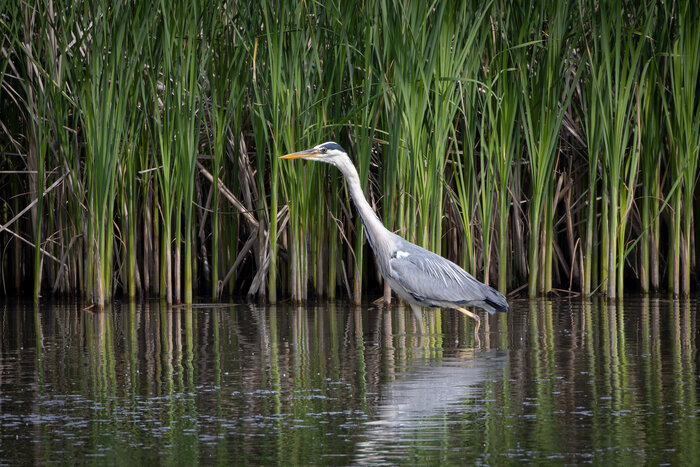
[388, 241, 508, 314]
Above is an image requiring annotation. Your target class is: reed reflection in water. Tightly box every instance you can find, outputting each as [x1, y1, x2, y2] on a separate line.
[0, 297, 698, 464]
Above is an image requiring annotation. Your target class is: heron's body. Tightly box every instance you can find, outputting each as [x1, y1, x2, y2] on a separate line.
[282, 142, 508, 331]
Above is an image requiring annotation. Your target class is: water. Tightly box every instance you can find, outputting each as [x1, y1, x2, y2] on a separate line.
[1, 298, 698, 465]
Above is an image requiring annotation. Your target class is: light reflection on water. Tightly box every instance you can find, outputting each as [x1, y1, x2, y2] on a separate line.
[0, 298, 698, 464]
[355, 349, 507, 465]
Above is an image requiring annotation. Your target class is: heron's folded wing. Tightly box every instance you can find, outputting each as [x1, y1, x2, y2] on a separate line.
[388, 244, 488, 306]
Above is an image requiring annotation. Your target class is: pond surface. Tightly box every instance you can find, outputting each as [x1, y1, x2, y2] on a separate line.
[1, 297, 698, 465]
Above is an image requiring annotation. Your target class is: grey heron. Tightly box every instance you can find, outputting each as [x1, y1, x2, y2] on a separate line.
[281, 141, 508, 332]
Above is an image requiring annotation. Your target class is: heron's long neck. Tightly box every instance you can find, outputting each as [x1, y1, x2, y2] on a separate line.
[335, 157, 391, 251]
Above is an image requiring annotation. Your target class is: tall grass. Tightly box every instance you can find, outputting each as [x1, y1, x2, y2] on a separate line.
[583, 1, 650, 298]
[378, 0, 488, 287]
[250, 1, 286, 303]
[146, 2, 176, 305]
[10, 0, 54, 302]
[517, 0, 577, 297]
[481, 5, 520, 291]
[204, 7, 248, 300]
[433, 2, 488, 264]
[173, 0, 208, 305]
[76, 1, 148, 306]
[344, 2, 380, 303]
[638, 57, 663, 294]
[1, 0, 699, 306]
[663, 1, 700, 296]
[253, 1, 330, 302]
[450, 44, 482, 278]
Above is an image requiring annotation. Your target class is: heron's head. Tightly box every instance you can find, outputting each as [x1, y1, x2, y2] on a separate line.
[280, 141, 348, 166]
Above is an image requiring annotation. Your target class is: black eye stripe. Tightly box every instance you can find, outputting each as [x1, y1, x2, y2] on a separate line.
[319, 142, 345, 153]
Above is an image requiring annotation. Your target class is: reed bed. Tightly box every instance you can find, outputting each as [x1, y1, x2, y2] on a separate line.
[0, 0, 698, 305]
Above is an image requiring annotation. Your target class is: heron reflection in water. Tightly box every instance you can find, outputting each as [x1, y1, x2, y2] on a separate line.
[355, 348, 508, 464]
[281, 142, 508, 332]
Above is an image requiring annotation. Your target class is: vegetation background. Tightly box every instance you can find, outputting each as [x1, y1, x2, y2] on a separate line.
[0, 0, 698, 306]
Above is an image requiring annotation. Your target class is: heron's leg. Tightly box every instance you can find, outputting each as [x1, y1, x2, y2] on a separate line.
[456, 307, 480, 334]
[410, 304, 424, 333]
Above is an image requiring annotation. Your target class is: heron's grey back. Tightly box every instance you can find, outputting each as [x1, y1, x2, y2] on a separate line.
[388, 238, 508, 313]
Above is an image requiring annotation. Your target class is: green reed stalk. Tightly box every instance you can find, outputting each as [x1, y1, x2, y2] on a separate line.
[272, 1, 326, 301]
[30, 102, 46, 303]
[175, 2, 207, 304]
[13, 0, 51, 301]
[345, 5, 379, 304]
[147, 0, 207, 305]
[147, 11, 176, 304]
[639, 59, 663, 294]
[478, 7, 507, 287]
[451, 48, 482, 276]
[35, 1, 79, 295]
[253, 1, 286, 302]
[205, 9, 248, 300]
[403, 4, 433, 250]
[637, 5, 672, 295]
[497, 87, 518, 292]
[50, 54, 80, 294]
[433, 2, 487, 263]
[484, 7, 519, 291]
[663, 4, 699, 296]
[477, 98, 497, 286]
[325, 2, 364, 300]
[121, 5, 149, 300]
[138, 115, 155, 296]
[579, 53, 600, 296]
[300, 3, 335, 302]
[585, 1, 649, 298]
[18, 0, 72, 294]
[379, 0, 431, 247]
[250, 63, 270, 299]
[375, 26, 403, 278]
[122, 110, 141, 300]
[76, 1, 141, 307]
[429, 2, 458, 255]
[518, 0, 576, 297]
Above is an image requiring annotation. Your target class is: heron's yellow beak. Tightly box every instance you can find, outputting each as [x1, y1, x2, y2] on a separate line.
[280, 148, 321, 159]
